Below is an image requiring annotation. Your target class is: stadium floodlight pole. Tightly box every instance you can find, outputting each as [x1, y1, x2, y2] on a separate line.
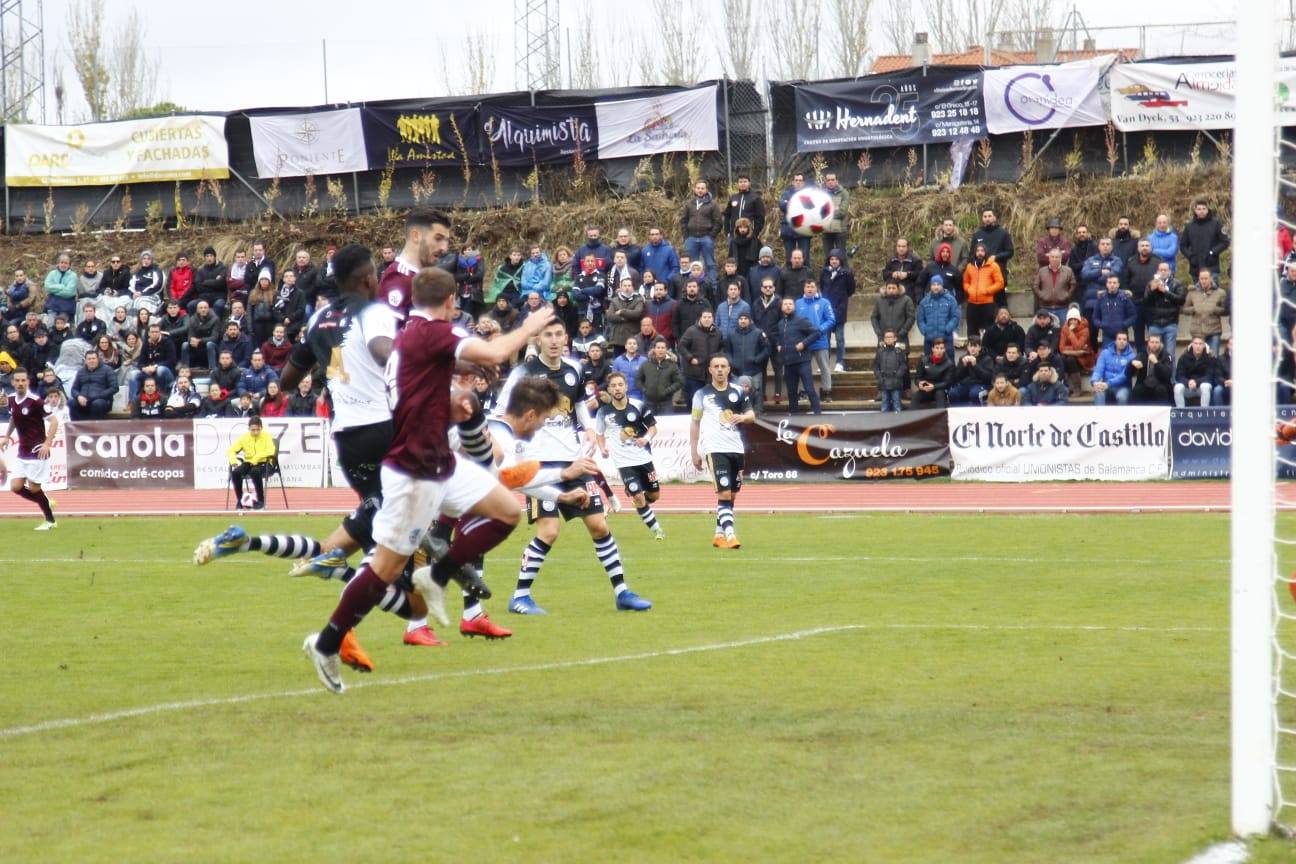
[1230, 0, 1278, 837]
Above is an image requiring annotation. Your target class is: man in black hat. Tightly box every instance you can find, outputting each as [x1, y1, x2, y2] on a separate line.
[1035, 217, 1071, 269]
[191, 246, 229, 317]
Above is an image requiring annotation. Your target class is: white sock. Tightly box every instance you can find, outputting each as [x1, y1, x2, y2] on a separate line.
[406, 617, 428, 632]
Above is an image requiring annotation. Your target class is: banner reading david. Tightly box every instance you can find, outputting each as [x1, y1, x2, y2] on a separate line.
[746, 410, 950, 482]
[193, 417, 328, 490]
[983, 57, 1110, 134]
[249, 108, 368, 178]
[595, 84, 719, 159]
[949, 406, 1170, 482]
[5, 115, 230, 187]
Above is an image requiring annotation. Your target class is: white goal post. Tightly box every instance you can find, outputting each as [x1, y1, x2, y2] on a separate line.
[1230, 0, 1278, 837]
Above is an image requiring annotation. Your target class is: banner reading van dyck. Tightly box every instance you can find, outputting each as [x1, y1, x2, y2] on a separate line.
[949, 406, 1170, 481]
[746, 410, 950, 481]
[5, 115, 230, 187]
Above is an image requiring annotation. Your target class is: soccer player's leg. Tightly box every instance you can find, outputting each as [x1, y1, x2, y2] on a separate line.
[430, 460, 519, 614]
[713, 453, 743, 549]
[511, 497, 561, 615]
[581, 510, 652, 611]
[623, 464, 664, 539]
[12, 459, 55, 528]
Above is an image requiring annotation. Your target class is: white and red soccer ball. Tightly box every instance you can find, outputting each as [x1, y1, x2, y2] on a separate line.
[787, 187, 835, 237]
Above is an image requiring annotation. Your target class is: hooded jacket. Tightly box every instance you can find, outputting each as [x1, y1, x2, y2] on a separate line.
[962, 257, 1005, 306]
[1180, 208, 1230, 271]
[1090, 340, 1136, 388]
[916, 288, 960, 340]
[681, 192, 723, 237]
[985, 381, 1021, 406]
[969, 223, 1015, 276]
[1092, 289, 1137, 337]
[920, 244, 962, 297]
[1022, 375, 1069, 405]
[521, 253, 553, 300]
[871, 292, 916, 342]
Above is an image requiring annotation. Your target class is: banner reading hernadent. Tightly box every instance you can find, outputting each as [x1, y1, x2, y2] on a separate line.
[794, 68, 984, 152]
[746, 410, 950, 482]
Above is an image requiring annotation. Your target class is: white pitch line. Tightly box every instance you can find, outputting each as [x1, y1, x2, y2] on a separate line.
[1183, 841, 1249, 864]
[0, 621, 1225, 742]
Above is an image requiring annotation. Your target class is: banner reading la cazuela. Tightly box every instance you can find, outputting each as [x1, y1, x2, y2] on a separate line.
[746, 410, 951, 482]
[5, 115, 230, 187]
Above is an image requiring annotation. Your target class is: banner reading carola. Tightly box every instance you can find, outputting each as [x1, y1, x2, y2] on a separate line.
[949, 406, 1170, 481]
[64, 420, 191, 488]
[746, 410, 950, 481]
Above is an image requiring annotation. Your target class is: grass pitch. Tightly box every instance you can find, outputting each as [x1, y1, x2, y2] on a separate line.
[0, 510, 1278, 862]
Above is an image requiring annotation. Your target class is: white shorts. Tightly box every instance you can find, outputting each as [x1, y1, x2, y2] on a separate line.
[371, 458, 499, 556]
[11, 456, 50, 486]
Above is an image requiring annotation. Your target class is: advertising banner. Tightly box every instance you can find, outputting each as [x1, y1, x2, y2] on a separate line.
[5, 115, 230, 187]
[64, 420, 191, 488]
[949, 406, 1170, 481]
[982, 57, 1110, 134]
[744, 410, 950, 482]
[479, 103, 598, 166]
[192, 417, 329, 490]
[1110, 59, 1296, 131]
[249, 108, 368, 178]
[1, 424, 67, 491]
[363, 104, 480, 168]
[595, 84, 720, 159]
[794, 68, 984, 151]
[590, 414, 712, 485]
[1169, 407, 1231, 479]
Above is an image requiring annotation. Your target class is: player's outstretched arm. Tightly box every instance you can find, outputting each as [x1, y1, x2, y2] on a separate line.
[461, 307, 555, 367]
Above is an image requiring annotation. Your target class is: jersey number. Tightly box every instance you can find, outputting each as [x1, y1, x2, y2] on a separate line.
[327, 346, 351, 385]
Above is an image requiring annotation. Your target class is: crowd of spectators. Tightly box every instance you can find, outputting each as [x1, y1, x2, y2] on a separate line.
[0, 178, 1249, 424]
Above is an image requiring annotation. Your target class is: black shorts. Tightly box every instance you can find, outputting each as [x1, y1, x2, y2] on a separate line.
[706, 452, 744, 495]
[618, 463, 659, 496]
[333, 420, 393, 551]
[528, 474, 605, 523]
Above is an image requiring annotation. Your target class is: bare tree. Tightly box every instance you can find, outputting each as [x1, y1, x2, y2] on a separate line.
[922, 0, 1010, 54]
[65, 0, 109, 120]
[634, 31, 662, 85]
[720, 0, 757, 79]
[655, 0, 703, 85]
[464, 33, 497, 95]
[571, 17, 600, 89]
[766, 0, 822, 80]
[105, 9, 159, 119]
[827, 0, 874, 77]
[997, 0, 1058, 51]
[878, 0, 915, 55]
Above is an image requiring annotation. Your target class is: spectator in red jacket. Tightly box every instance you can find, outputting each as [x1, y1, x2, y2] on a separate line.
[260, 324, 293, 372]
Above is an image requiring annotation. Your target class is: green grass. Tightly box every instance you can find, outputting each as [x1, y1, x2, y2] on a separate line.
[0, 511, 1282, 862]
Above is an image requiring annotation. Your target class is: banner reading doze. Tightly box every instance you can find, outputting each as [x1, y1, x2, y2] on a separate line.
[64, 420, 191, 488]
[5, 115, 230, 187]
[794, 68, 984, 152]
[949, 406, 1170, 481]
[745, 410, 950, 482]
[192, 417, 328, 489]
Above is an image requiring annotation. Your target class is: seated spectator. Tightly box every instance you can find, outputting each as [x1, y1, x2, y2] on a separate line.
[237, 350, 279, 397]
[48, 314, 72, 350]
[551, 246, 574, 296]
[77, 258, 104, 308]
[191, 246, 228, 316]
[872, 281, 916, 348]
[259, 379, 289, 417]
[29, 328, 56, 372]
[911, 338, 953, 409]
[198, 382, 232, 417]
[70, 350, 118, 419]
[490, 248, 525, 307]
[132, 307, 154, 342]
[1174, 335, 1216, 407]
[107, 304, 132, 343]
[35, 366, 63, 398]
[4, 269, 33, 325]
[213, 320, 253, 368]
[980, 305, 1026, 361]
[1024, 310, 1059, 356]
[521, 244, 553, 302]
[916, 276, 960, 356]
[287, 374, 317, 417]
[570, 318, 607, 360]
[1, 324, 32, 369]
[19, 310, 46, 343]
[1213, 337, 1233, 405]
[129, 250, 166, 314]
[473, 373, 498, 413]
[260, 324, 292, 373]
[226, 299, 250, 337]
[184, 299, 221, 369]
[873, 328, 909, 413]
[985, 371, 1021, 406]
[881, 238, 923, 302]
[611, 335, 649, 400]
[1034, 217, 1071, 269]
[949, 336, 993, 406]
[101, 255, 131, 297]
[1021, 365, 1069, 406]
[76, 303, 108, 345]
[1129, 332, 1174, 404]
[129, 323, 178, 401]
[515, 291, 551, 332]
[1091, 331, 1136, 405]
[165, 373, 201, 418]
[43, 253, 78, 322]
[210, 350, 243, 395]
[608, 277, 646, 353]
[131, 376, 166, 418]
[160, 299, 188, 355]
[1058, 305, 1095, 390]
[995, 343, 1028, 388]
[487, 295, 518, 333]
[1022, 339, 1064, 384]
[229, 391, 258, 418]
[94, 334, 122, 372]
[228, 416, 276, 510]
[0, 351, 16, 393]
[1183, 270, 1227, 355]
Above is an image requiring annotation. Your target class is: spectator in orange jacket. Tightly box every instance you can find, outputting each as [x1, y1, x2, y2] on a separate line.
[962, 241, 1005, 338]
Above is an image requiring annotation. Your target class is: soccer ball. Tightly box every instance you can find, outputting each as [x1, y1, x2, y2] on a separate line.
[786, 187, 835, 237]
[240, 489, 259, 510]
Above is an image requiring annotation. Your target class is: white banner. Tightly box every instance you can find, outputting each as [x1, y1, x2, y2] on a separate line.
[249, 108, 369, 179]
[593, 414, 712, 485]
[948, 406, 1170, 482]
[4, 116, 229, 187]
[0, 424, 67, 491]
[1110, 59, 1296, 131]
[192, 417, 329, 490]
[983, 57, 1110, 134]
[595, 84, 720, 160]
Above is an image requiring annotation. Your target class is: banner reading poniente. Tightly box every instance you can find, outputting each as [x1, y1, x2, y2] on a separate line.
[248, 108, 368, 178]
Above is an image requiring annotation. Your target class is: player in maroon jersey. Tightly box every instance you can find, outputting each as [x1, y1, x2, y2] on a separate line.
[1, 368, 59, 529]
[379, 208, 452, 323]
[303, 267, 556, 693]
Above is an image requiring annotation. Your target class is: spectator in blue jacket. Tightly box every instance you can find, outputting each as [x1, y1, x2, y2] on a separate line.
[794, 280, 836, 403]
[1148, 213, 1179, 264]
[520, 244, 553, 301]
[1090, 331, 1136, 405]
[1079, 237, 1123, 334]
[820, 248, 856, 372]
[640, 227, 679, 288]
[776, 296, 821, 414]
[1091, 275, 1137, 347]
[916, 275, 961, 357]
[714, 281, 752, 340]
[70, 350, 118, 419]
[572, 226, 613, 275]
[237, 350, 280, 397]
[610, 336, 648, 399]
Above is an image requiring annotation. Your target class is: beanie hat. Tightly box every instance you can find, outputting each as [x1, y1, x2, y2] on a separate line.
[759, 246, 773, 259]
[929, 275, 944, 286]
[203, 246, 217, 256]
[1066, 306, 1082, 322]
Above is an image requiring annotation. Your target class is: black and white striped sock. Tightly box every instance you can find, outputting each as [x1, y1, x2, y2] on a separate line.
[593, 533, 627, 594]
[514, 537, 552, 598]
[377, 584, 414, 620]
[717, 501, 735, 537]
[636, 504, 660, 532]
[243, 534, 322, 559]
[457, 409, 493, 467]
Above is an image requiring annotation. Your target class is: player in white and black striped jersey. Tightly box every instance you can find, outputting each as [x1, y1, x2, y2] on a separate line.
[594, 370, 665, 539]
[690, 354, 755, 549]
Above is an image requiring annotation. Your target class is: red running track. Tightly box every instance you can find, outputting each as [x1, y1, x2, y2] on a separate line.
[0, 481, 1280, 518]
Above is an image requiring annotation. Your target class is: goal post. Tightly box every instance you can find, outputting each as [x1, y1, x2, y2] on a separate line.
[1230, 0, 1278, 837]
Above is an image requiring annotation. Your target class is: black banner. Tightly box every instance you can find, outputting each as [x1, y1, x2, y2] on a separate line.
[794, 68, 984, 151]
[363, 105, 480, 168]
[66, 420, 193, 489]
[1172, 406, 1296, 479]
[746, 410, 951, 482]
[479, 103, 598, 166]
